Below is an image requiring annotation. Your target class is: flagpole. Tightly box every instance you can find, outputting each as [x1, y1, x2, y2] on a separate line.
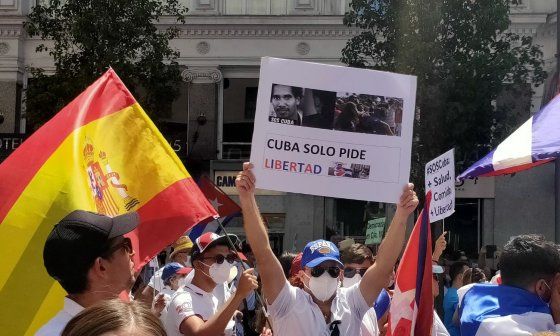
[214, 218, 274, 333]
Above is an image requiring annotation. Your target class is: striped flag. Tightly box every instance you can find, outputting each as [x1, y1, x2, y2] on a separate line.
[388, 192, 433, 335]
[0, 69, 218, 335]
[458, 94, 560, 180]
[188, 176, 241, 241]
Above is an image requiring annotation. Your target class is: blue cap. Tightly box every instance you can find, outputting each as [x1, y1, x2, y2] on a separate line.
[161, 262, 190, 284]
[301, 239, 343, 268]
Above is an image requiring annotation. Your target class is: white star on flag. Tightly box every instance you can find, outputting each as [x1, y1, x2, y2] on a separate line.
[209, 198, 223, 211]
[390, 284, 416, 333]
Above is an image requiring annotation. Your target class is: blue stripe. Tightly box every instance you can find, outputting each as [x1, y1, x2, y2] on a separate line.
[531, 94, 560, 162]
[414, 209, 429, 304]
[459, 284, 551, 336]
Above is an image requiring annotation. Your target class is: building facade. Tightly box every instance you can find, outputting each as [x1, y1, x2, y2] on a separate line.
[0, 0, 558, 256]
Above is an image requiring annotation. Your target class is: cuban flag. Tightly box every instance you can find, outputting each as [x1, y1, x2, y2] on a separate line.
[459, 283, 558, 335]
[458, 94, 560, 180]
[188, 176, 241, 241]
[388, 193, 433, 335]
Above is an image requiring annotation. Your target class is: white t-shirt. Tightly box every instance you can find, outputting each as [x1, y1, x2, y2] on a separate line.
[148, 268, 165, 292]
[165, 276, 235, 336]
[360, 308, 380, 336]
[35, 297, 84, 336]
[433, 310, 450, 336]
[268, 282, 371, 336]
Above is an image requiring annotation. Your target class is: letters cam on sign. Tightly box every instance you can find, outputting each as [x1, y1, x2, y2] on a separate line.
[424, 148, 455, 223]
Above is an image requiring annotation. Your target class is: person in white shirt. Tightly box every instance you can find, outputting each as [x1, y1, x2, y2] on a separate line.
[35, 210, 138, 336]
[235, 162, 418, 336]
[154, 262, 192, 323]
[432, 263, 451, 336]
[166, 232, 258, 336]
[139, 235, 194, 303]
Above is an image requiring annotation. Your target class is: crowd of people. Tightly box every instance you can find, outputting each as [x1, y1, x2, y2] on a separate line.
[35, 163, 560, 336]
[333, 94, 403, 136]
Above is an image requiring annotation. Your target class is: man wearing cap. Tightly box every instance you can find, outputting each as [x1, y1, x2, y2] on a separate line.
[156, 262, 192, 332]
[140, 235, 194, 303]
[166, 232, 259, 336]
[236, 163, 418, 335]
[36, 210, 138, 336]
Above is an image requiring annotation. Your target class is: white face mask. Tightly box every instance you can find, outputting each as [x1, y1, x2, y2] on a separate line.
[177, 276, 188, 288]
[202, 260, 234, 284]
[306, 273, 339, 302]
[185, 256, 192, 267]
[343, 274, 361, 288]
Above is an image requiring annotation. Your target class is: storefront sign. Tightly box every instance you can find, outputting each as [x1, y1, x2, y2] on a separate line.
[0, 133, 27, 162]
[214, 170, 285, 195]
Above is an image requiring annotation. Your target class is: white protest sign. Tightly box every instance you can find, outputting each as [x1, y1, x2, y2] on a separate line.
[249, 57, 417, 203]
[365, 218, 386, 245]
[425, 148, 455, 222]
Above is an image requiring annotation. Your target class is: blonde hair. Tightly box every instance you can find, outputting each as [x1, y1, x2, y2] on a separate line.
[62, 299, 166, 336]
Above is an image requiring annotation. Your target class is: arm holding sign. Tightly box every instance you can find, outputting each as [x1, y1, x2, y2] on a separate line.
[236, 163, 286, 303]
[359, 184, 418, 306]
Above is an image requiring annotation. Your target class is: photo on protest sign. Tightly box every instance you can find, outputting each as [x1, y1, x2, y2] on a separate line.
[327, 162, 370, 179]
[268, 83, 404, 137]
[251, 57, 417, 203]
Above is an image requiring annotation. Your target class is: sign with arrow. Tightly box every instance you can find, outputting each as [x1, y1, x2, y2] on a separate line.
[425, 148, 455, 223]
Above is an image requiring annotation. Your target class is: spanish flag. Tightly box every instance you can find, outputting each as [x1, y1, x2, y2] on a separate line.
[0, 69, 218, 335]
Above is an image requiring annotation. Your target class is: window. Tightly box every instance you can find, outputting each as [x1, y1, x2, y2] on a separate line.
[221, 78, 258, 159]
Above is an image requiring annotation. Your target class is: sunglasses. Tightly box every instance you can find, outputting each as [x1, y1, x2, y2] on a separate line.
[310, 266, 341, 278]
[102, 237, 133, 258]
[201, 253, 238, 265]
[343, 267, 368, 278]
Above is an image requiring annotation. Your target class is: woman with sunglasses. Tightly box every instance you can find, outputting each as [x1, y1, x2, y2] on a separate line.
[235, 163, 418, 335]
[166, 232, 258, 336]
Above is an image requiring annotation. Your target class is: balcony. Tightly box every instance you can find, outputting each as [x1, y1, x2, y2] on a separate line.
[182, 0, 348, 16]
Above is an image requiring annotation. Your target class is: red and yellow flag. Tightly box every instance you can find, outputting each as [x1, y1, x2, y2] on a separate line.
[0, 69, 218, 335]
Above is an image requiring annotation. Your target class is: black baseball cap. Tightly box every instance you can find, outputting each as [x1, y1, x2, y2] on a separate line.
[43, 210, 139, 283]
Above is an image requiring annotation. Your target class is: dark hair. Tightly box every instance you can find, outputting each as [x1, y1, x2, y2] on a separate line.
[271, 84, 303, 100]
[462, 267, 486, 286]
[500, 234, 560, 288]
[341, 243, 374, 265]
[449, 262, 468, 282]
[278, 252, 297, 279]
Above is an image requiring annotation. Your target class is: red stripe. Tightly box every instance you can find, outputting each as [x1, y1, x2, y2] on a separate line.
[0, 69, 136, 224]
[127, 178, 218, 270]
[481, 159, 553, 177]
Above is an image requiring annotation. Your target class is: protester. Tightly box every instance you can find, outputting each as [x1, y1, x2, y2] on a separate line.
[139, 236, 193, 303]
[279, 252, 298, 279]
[340, 243, 392, 335]
[432, 263, 451, 336]
[235, 162, 418, 335]
[459, 234, 560, 335]
[462, 267, 487, 286]
[166, 232, 258, 336]
[152, 262, 192, 321]
[61, 299, 165, 336]
[443, 261, 468, 336]
[36, 210, 138, 336]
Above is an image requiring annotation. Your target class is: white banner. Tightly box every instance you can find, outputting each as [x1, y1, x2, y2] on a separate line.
[425, 148, 455, 222]
[249, 57, 417, 203]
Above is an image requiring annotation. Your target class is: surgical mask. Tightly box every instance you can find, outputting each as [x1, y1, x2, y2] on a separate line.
[306, 273, 339, 302]
[343, 274, 361, 288]
[185, 256, 192, 267]
[201, 260, 235, 284]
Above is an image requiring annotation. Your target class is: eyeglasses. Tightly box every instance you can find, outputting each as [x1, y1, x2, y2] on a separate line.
[102, 237, 133, 258]
[343, 267, 368, 278]
[201, 253, 238, 265]
[310, 266, 341, 278]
